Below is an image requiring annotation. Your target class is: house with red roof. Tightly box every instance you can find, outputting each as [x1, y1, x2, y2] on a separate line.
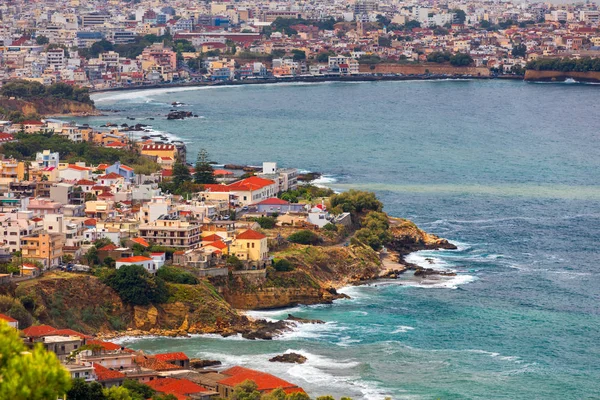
[227, 176, 278, 206]
[154, 352, 190, 368]
[22, 324, 58, 338]
[216, 366, 305, 398]
[98, 172, 125, 186]
[105, 161, 135, 182]
[20, 120, 47, 134]
[230, 229, 269, 268]
[93, 363, 126, 388]
[0, 313, 18, 329]
[116, 255, 158, 274]
[147, 377, 215, 400]
[59, 164, 91, 181]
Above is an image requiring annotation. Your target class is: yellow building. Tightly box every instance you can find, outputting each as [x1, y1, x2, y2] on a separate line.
[141, 144, 178, 160]
[0, 159, 26, 181]
[20, 233, 64, 269]
[231, 229, 269, 267]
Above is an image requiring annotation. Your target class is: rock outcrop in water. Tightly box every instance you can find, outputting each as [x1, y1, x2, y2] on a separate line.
[269, 353, 307, 364]
[388, 218, 457, 255]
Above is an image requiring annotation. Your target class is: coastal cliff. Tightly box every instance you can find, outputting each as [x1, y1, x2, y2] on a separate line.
[0, 97, 98, 117]
[524, 70, 600, 82]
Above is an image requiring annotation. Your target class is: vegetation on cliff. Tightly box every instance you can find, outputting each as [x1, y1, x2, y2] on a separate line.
[1, 80, 93, 105]
[526, 57, 600, 72]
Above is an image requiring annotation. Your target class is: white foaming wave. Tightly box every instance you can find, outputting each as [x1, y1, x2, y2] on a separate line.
[311, 174, 338, 187]
[336, 336, 363, 347]
[109, 333, 204, 346]
[405, 251, 452, 270]
[92, 84, 245, 103]
[400, 274, 477, 289]
[277, 321, 347, 341]
[244, 306, 305, 321]
[391, 325, 415, 334]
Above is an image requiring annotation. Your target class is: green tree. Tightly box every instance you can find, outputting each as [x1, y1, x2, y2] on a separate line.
[122, 379, 155, 399]
[156, 266, 198, 284]
[255, 216, 277, 229]
[226, 255, 244, 270]
[67, 379, 106, 400]
[452, 9, 467, 24]
[449, 53, 473, 66]
[104, 264, 169, 305]
[0, 320, 71, 399]
[291, 49, 306, 61]
[329, 190, 383, 215]
[172, 160, 192, 186]
[194, 148, 216, 184]
[36, 35, 49, 45]
[103, 386, 133, 400]
[232, 380, 261, 400]
[287, 230, 320, 245]
[85, 246, 99, 266]
[511, 43, 527, 58]
[285, 393, 310, 400]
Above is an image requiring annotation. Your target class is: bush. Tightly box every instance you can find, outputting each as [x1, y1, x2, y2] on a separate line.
[104, 265, 168, 305]
[273, 259, 293, 272]
[322, 223, 337, 232]
[329, 190, 383, 215]
[255, 216, 277, 229]
[0, 295, 33, 329]
[288, 230, 321, 245]
[353, 211, 391, 251]
[226, 255, 244, 270]
[156, 266, 198, 284]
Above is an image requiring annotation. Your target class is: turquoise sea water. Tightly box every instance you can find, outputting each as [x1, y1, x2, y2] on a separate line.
[77, 80, 599, 399]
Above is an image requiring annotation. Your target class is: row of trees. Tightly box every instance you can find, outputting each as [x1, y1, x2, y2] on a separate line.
[426, 51, 474, 66]
[0, 80, 93, 104]
[526, 57, 600, 72]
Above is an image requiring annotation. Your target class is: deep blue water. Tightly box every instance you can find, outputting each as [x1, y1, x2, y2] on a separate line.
[76, 80, 599, 399]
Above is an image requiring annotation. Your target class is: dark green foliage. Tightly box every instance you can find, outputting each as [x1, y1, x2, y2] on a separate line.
[378, 36, 392, 47]
[288, 230, 321, 245]
[452, 9, 467, 24]
[66, 379, 106, 400]
[526, 57, 600, 72]
[329, 190, 383, 215]
[291, 49, 306, 61]
[255, 217, 277, 229]
[0, 134, 159, 173]
[36, 35, 49, 45]
[89, 39, 114, 58]
[322, 223, 337, 232]
[273, 259, 293, 272]
[173, 39, 195, 53]
[0, 80, 92, 104]
[354, 211, 390, 250]
[172, 161, 192, 186]
[358, 54, 382, 64]
[269, 17, 336, 37]
[156, 266, 198, 284]
[194, 149, 216, 184]
[449, 53, 474, 66]
[122, 379, 156, 399]
[511, 43, 527, 58]
[226, 255, 244, 270]
[103, 265, 169, 305]
[316, 51, 336, 63]
[426, 51, 451, 63]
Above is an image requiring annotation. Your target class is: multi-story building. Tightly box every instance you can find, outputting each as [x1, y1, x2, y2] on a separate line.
[20, 232, 64, 268]
[138, 219, 201, 249]
[257, 162, 298, 192]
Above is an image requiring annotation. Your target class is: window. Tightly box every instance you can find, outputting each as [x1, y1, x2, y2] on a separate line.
[251, 243, 255, 248]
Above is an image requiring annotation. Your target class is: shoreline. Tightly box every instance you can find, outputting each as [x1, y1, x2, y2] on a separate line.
[89, 74, 523, 95]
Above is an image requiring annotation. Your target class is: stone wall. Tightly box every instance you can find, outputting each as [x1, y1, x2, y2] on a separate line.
[359, 63, 491, 76]
[524, 70, 600, 82]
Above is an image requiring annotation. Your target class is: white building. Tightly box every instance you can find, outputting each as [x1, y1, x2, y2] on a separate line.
[116, 255, 159, 274]
[36, 150, 60, 169]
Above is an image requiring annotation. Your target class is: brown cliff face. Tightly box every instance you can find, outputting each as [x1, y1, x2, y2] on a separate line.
[0, 97, 98, 116]
[388, 218, 457, 255]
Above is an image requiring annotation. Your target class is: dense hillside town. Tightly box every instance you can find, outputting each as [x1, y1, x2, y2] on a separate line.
[0, 0, 599, 87]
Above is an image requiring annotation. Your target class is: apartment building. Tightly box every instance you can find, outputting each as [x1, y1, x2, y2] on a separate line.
[138, 219, 201, 249]
[20, 233, 64, 268]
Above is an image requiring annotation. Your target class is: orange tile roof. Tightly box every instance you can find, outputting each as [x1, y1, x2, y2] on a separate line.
[236, 229, 266, 240]
[147, 378, 208, 397]
[206, 240, 227, 250]
[256, 197, 290, 206]
[0, 313, 17, 323]
[86, 339, 123, 352]
[227, 176, 276, 192]
[134, 356, 183, 372]
[22, 324, 57, 337]
[100, 172, 122, 180]
[117, 256, 152, 263]
[51, 329, 91, 339]
[130, 237, 150, 247]
[99, 244, 117, 251]
[94, 363, 126, 382]
[67, 164, 90, 171]
[76, 179, 96, 186]
[154, 352, 189, 362]
[218, 366, 300, 392]
[202, 234, 223, 242]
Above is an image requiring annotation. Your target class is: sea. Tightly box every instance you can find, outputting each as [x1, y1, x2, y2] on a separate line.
[71, 80, 600, 399]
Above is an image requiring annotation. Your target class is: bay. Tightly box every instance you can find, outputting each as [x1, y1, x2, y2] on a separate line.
[73, 80, 600, 399]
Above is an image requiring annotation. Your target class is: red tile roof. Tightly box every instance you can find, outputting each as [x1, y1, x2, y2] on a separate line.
[21, 120, 44, 125]
[134, 355, 183, 371]
[206, 240, 227, 250]
[0, 313, 17, 323]
[99, 244, 117, 251]
[94, 363, 126, 382]
[130, 237, 150, 248]
[236, 229, 266, 240]
[86, 339, 123, 352]
[228, 176, 276, 192]
[218, 366, 301, 392]
[154, 352, 189, 362]
[0, 133, 14, 142]
[213, 169, 233, 175]
[66, 164, 90, 171]
[84, 218, 97, 226]
[51, 329, 91, 339]
[203, 184, 230, 192]
[22, 324, 57, 337]
[201, 234, 223, 242]
[76, 179, 96, 186]
[146, 378, 208, 397]
[100, 172, 122, 180]
[117, 255, 152, 263]
[256, 197, 289, 206]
